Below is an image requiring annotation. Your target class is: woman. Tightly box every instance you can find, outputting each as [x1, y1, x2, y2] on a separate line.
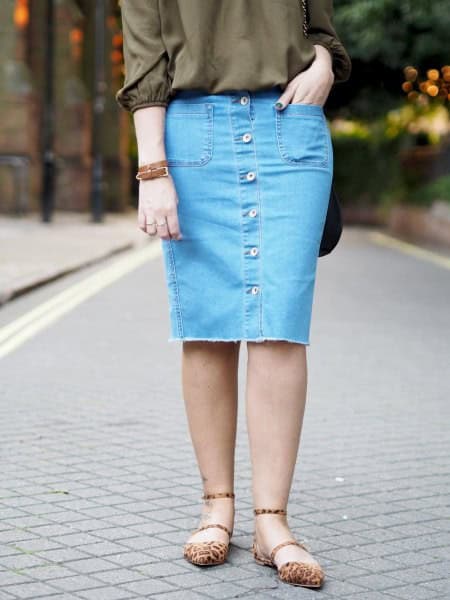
[116, 0, 351, 589]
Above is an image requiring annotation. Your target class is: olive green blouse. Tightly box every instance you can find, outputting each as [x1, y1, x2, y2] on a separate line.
[115, 0, 351, 114]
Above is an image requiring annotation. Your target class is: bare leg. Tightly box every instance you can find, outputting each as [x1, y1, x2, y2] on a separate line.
[246, 340, 319, 567]
[183, 341, 240, 544]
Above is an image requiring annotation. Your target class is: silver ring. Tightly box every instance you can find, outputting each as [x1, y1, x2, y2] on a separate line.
[156, 219, 167, 227]
[146, 220, 156, 226]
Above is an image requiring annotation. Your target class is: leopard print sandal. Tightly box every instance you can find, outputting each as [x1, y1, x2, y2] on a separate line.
[183, 491, 234, 566]
[251, 507, 324, 588]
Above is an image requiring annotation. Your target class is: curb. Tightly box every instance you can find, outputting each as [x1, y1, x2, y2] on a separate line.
[0, 241, 136, 307]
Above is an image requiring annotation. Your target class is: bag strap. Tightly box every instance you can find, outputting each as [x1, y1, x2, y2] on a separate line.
[300, 0, 310, 38]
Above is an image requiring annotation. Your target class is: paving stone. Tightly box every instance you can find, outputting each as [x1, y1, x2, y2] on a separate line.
[192, 582, 256, 599]
[61, 557, 118, 575]
[20, 564, 75, 581]
[77, 541, 131, 557]
[384, 583, 447, 599]
[120, 578, 176, 595]
[347, 593, 398, 600]
[134, 561, 189, 578]
[32, 596, 83, 600]
[35, 548, 90, 563]
[78, 586, 135, 600]
[94, 567, 147, 585]
[420, 579, 450, 594]
[324, 562, 370, 579]
[320, 578, 371, 596]
[349, 573, 404, 591]
[0, 591, 18, 599]
[151, 591, 210, 599]
[2, 581, 62, 598]
[0, 571, 33, 586]
[0, 554, 49, 570]
[48, 574, 108, 593]
[107, 551, 158, 568]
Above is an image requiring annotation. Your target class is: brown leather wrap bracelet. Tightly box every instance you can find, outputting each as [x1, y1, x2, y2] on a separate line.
[136, 159, 169, 180]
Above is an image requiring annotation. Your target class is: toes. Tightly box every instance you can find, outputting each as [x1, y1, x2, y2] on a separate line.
[278, 562, 324, 587]
[184, 541, 228, 565]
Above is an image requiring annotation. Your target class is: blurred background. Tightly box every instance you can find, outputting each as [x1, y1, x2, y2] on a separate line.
[0, 0, 131, 220]
[0, 0, 450, 303]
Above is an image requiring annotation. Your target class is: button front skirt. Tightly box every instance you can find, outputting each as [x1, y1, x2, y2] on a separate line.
[160, 86, 333, 345]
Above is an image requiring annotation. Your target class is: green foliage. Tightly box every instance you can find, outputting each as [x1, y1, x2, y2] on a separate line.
[334, 0, 450, 69]
[384, 104, 450, 146]
[410, 174, 450, 205]
[331, 127, 404, 207]
[330, 1, 450, 213]
[331, 115, 450, 209]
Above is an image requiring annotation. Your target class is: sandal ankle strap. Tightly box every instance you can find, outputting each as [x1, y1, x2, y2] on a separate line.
[202, 492, 235, 500]
[254, 508, 287, 516]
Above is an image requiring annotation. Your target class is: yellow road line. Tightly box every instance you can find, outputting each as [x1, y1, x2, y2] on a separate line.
[368, 231, 450, 271]
[0, 242, 161, 360]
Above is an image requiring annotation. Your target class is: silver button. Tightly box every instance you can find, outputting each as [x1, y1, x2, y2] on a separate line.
[250, 247, 259, 256]
[251, 286, 260, 295]
[242, 132, 252, 143]
[246, 171, 256, 181]
[240, 96, 249, 105]
[248, 208, 257, 217]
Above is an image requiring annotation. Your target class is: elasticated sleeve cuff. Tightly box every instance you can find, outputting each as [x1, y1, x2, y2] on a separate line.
[115, 0, 171, 113]
[306, 0, 352, 84]
[115, 65, 171, 113]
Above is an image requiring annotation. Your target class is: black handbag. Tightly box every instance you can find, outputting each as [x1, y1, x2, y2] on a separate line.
[300, 0, 343, 257]
[318, 183, 343, 257]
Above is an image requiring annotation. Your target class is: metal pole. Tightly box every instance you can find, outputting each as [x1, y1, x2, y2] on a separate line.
[41, 0, 55, 222]
[91, 0, 106, 222]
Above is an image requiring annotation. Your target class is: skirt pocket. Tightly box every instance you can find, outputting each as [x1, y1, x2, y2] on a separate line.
[164, 102, 214, 167]
[275, 103, 329, 168]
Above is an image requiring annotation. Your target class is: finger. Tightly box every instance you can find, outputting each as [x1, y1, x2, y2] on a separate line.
[166, 211, 182, 240]
[138, 207, 147, 233]
[145, 218, 158, 237]
[143, 208, 158, 236]
[154, 213, 170, 240]
[274, 85, 295, 110]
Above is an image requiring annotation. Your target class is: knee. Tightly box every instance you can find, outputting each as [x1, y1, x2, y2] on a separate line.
[247, 340, 306, 367]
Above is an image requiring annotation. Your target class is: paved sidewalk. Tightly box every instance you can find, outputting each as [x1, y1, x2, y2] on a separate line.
[0, 226, 449, 599]
[0, 211, 146, 305]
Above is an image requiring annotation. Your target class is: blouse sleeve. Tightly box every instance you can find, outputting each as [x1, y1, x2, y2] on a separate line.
[115, 0, 171, 113]
[306, 0, 352, 84]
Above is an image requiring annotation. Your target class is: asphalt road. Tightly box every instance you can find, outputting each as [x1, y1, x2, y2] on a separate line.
[0, 226, 449, 600]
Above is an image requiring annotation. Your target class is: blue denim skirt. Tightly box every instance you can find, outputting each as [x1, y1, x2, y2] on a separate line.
[161, 85, 333, 345]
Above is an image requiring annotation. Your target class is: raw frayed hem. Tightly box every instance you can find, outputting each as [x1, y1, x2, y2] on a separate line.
[168, 336, 310, 346]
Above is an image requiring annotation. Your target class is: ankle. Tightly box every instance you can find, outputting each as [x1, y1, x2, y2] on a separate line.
[202, 499, 234, 515]
[255, 513, 288, 524]
[254, 513, 289, 535]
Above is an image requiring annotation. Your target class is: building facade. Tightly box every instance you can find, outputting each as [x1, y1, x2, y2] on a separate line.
[0, 0, 132, 215]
